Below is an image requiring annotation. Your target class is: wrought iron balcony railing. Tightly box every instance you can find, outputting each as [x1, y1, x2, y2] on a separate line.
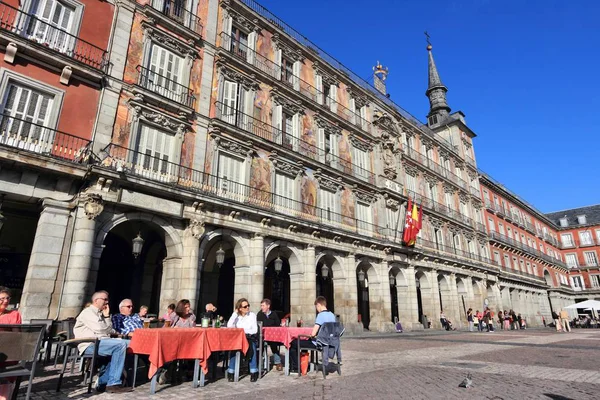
[137, 65, 195, 108]
[219, 32, 373, 135]
[0, 2, 107, 70]
[416, 238, 497, 272]
[403, 146, 469, 190]
[405, 188, 474, 228]
[489, 231, 567, 268]
[0, 114, 91, 163]
[497, 263, 545, 283]
[214, 101, 375, 184]
[151, 0, 202, 35]
[101, 143, 385, 238]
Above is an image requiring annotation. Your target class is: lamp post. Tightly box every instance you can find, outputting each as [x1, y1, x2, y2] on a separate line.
[321, 264, 329, 279]
[389, 274, 396, 286]
[358, 269, 365, 286]
[215, 245, 225, 268]
[132, 232, 144, 258]
[274, 256, 283, 274]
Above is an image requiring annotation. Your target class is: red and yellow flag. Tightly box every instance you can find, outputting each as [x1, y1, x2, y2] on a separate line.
[407, 202, 420, 246]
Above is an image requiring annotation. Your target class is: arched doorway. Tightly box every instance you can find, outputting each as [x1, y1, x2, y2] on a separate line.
[96, 220, 166, 313]
[544, 270, 553, 287]
[472, 279, 484, 312]
[356, 264, 371, 330]
[389, 266, 401, 323]
[199, 236, 237, 319]
[264, 255, 291, 318]
[316, 258, 335, 313]
[456, 277, 468, 324]
[415, 271, 429, 327]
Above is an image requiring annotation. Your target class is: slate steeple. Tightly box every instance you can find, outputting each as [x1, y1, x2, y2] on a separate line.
[425, 43, 451, 126]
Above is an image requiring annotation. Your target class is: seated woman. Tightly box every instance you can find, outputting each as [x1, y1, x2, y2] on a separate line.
[162, 303, 176, 322]
[226, 298, 258, 382]
[170, 299, 196, 328]
[0, 286, 22, 400]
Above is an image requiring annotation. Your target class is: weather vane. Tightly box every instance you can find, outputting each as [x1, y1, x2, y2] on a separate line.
[425, 31, 432, 50]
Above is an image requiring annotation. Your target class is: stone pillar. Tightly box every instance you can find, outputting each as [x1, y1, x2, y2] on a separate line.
[491, 283, 502, 312]
[59, 195, 104, 318]
[429, 269, 442, 329]
[178, 219, 203, 308]
[20, 200, 71, 321]
[297, 244, 317, 325]
[233, 265, 250, 308]
[247, 234, 265, 308]
[448, 273, 463, 327]
[341, 254, 362, 334]
[160, 256, 183, 312]
[400, 265, 421, 329]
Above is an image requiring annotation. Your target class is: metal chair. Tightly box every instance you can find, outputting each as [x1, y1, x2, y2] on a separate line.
[53, 319, 76, 367]
[297, 322, 343, 379]
[0, 323, 45, 400]
[29, 319, 53, 363]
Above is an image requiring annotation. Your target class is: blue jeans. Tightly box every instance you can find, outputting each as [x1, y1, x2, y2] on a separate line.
[84, 338, 129, 387]
[228, 341, 257, 374]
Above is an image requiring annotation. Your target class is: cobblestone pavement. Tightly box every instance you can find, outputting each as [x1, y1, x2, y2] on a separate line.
[17, 328, 600, 399]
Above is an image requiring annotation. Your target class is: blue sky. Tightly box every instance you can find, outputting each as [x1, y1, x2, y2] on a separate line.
[253, 0, 600, 213]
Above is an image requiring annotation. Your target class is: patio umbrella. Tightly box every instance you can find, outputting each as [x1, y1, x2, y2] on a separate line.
[565, 299, 600, 310]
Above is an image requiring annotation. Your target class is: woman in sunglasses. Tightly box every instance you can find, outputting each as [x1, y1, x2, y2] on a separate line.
[226, 298, 258, 382]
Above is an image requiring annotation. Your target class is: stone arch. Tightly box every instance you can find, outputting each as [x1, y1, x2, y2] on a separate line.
[315, 251, 346, 280]
[198, 228, 250, 268]
[95, 211, 183, 258]
[543, 269, 554, 286]
[356, 258, 380, 284]
[471, 279, 484, 310]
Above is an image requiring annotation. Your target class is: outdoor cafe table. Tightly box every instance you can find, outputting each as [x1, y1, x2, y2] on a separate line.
[193, 327, 249, 387]
[128, 327, 248, 393]
[262, 327, 313, 375]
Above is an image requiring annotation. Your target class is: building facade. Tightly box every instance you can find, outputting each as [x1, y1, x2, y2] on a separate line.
[0, 0, 596, 331]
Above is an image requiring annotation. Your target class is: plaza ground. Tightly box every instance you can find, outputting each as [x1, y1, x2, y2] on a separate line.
[19, 328, 600, 399]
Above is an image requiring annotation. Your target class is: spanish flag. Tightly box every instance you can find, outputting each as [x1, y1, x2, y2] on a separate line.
[407, 202, 420, 246]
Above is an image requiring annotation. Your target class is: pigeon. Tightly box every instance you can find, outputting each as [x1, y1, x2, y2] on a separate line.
[458, 373, 473, 388]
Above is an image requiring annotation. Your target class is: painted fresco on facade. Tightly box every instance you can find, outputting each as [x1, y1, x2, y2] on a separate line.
[113, 94, 133, 148]
[338, 130, 352, 174]
[301, 170, 317, 216]
[203, 138, 215, 176]
[299, 110, 317, 159]
[124, 14, 145, 84]
[254, 83, 272, 124]
[340, 188, 355, 227]
[196, 0, 210, 36]
[209, 65, 220, 118]
[256, 30, 274, 61]
[337, 82, 349, 120]
[190, 57, 204, 114]
[249, 151, 272, 204]
[180, 129, 195, 171]
[300, 58, 316, 94]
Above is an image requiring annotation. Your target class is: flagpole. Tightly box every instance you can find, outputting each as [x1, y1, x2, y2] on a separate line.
[393, 201, 403, 242]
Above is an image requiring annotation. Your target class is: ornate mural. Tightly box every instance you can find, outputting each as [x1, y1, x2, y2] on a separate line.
[338, 130, 352, 174]
[124, 14, 145, 84]
[249, 151, 272, 203]
[301, 170, 317, 216]
[340, 187, 354, 227]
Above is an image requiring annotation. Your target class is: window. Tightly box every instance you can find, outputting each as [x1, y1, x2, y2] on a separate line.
[584, 251, 598, 267]
[355, 202, 372, 234]
[405, 174, 416, 193]
[428, 183, 438, 203]
[596, 229, 600, 244]
[591, 275, 600, 288]
[317, 129, 338, 166]
[579, 231, 594, 246]
[132, 124, 176, 177]
[577, 215, 587, 225]
[434, 228, 444, 249]
[274, 173, 295, 210]
[144, 44, 185, 103]
[386, 207, 400, 237]
[519, 259, 525, 272]
[526, 261, 531, 274]
[318, 188, 339, 223]
[565, 253, 578, 268]
[445, 192, 454, 210]
[498, 223, 505, 235]
[493, 251, 501, 266]
[572, 276, 583, 289]
[452, 234, 461, 251]
[221, 80, 239, 124]
[0, 81, 54, 147]
[512, 257, 518, 270]
[281, 56, 294, 87]
[29, 0, 79, 53]
[460, 202, 469, 218]
[353, 147, 370, 180]
[504, 254, 510, 268]
[217, 152, 245, 193]
[359, 105, 368, 131]
[276, 110, 300, 151]
[468, 240, 476, 255]
[487, 218, 495, 232]
[230, 25, 249, 58]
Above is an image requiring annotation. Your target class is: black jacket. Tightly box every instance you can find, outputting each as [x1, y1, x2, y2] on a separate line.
[257, 310, 280, 327]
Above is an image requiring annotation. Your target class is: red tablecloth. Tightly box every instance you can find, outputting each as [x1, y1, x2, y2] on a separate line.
[128, 328, 249, 378]
[262, 327, 313, 348]
[128, 328, 206, 379]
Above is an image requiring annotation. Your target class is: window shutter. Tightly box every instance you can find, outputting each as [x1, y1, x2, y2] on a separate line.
[349, 98, 356, 124]
[275, 48, 282, 80]
[317, 127, 325, 162]
[247, 31, 257, 65]
[292, 113, 301, 151]
[330, 133, 338, 158]
[315, 74, 323, 105]
[329, 85, 337, 113]
[272, 105, 283, 144]
[292, 61, 301, 91]
[222, 80, 238, 124]
[222, 16, 233, 49]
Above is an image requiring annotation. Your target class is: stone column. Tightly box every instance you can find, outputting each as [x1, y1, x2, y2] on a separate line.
[233, 265, 250, 307]
[178, 219, 203, 308]
[160, 256, 183, 312]
[247, 233, 265, 309]
[59, 194, 104, 318]
[342, 254, 362, 334]
[448, 273, 463, 327]
[297, 244, 317, 325]
[429, 269, 442, 329]
[20, 200, 71, 321]
[400, 265, 421, 330]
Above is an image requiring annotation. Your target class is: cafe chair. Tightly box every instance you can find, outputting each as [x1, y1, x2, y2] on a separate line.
[29, 319, 53, 363]
[53, 319, 76, 367]
[0, 324, 45, 400]
[297, 322, 344, 379]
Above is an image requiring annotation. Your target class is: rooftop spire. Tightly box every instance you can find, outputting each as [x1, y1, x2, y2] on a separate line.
[424, 33, 451, 126]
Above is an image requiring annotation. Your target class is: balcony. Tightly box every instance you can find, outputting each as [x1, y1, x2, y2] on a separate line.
[489, 231, 567, 268]
[403, 146, 469, 191]
[416, 238, 498, 273]
[101, 144, 389, 239]
[470, 185, 480, 198]
[497, 264, 545, 284]
[214, 102, 375, 184]
[560, 241, 575, 250]
[0, 114, 91, 163]
[136, 65, 195, 109]
[0, 3, 107, 71]
[475, 221, 487, 234]
[218, 32, 373, 136]
[149, 0, 203, 36]
[406, 189, 474, 229]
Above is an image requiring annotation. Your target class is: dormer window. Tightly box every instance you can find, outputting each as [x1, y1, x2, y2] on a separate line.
[559, 217, 568, 227]
[577, 215, 587, 225]
[428, 114, 438, 126]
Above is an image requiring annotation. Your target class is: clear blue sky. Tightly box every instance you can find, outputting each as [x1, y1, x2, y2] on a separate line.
[254, 0, 600, 213]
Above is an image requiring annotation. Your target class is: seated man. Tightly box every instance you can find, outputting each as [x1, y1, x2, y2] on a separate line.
[256, 298, 282, 371]
[74, 291, 132, 393]
[112, 299, 143, 337]
[289, 296, 336, 373]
